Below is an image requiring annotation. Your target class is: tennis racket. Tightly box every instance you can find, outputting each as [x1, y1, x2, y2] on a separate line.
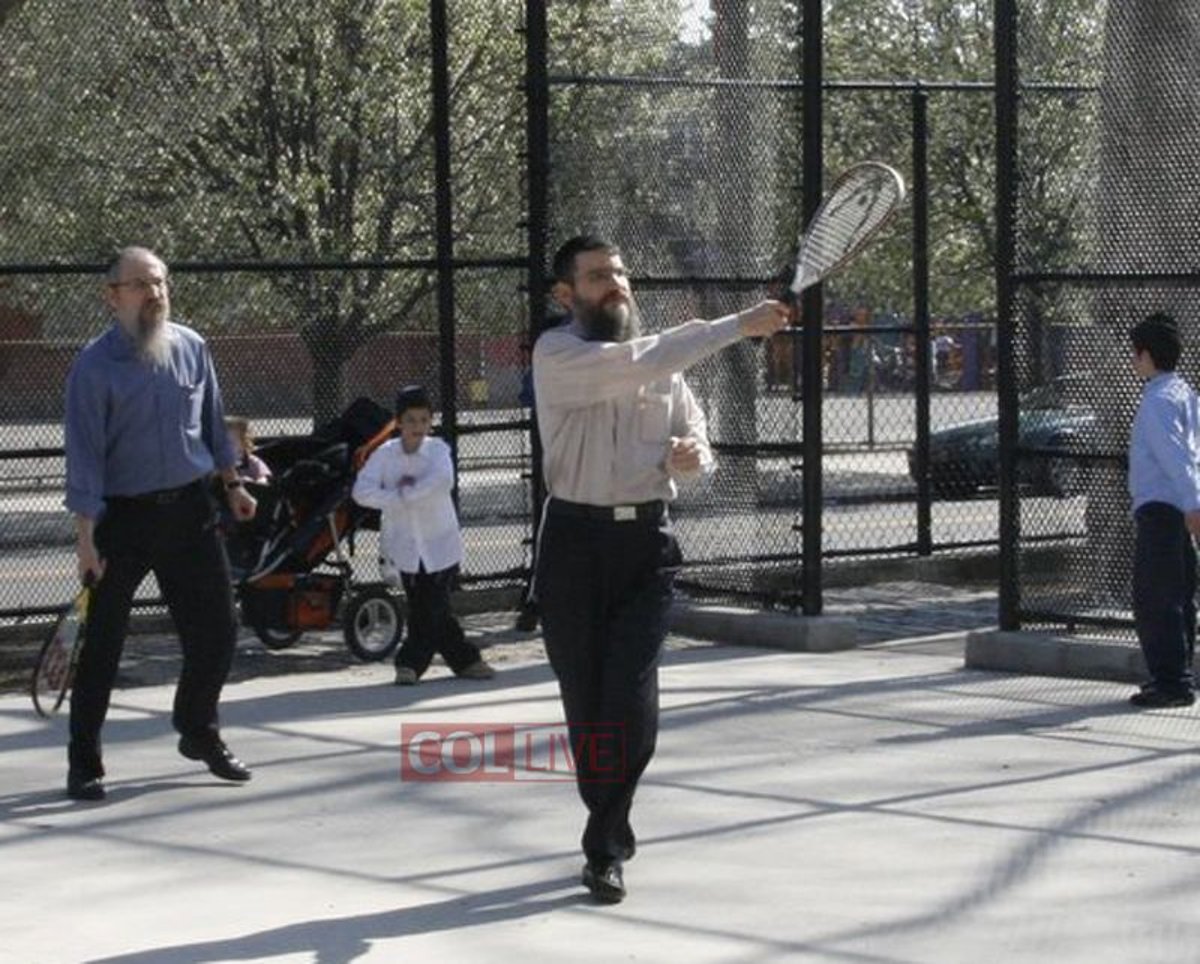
[789, 161, 906, 296]
[31, 576, 94, 718]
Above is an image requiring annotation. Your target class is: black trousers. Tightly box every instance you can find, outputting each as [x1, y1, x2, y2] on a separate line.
[68, 481, 238, 776]
[534, 500, 680, 865]
[1133, 501, 1197, 693]
[396, 565, 480, 675]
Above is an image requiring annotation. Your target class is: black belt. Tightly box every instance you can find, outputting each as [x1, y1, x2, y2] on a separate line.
[108, 478, 205, 506]
[547, 497, 666, 524]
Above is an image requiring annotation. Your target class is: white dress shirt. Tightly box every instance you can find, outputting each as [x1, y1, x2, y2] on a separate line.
[532, 314, 743, 505]
[351, 435, 463, 574]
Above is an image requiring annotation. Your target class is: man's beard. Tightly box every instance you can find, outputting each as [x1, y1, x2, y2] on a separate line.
[576, 292, 642, 343]
[135, 303, 172, 366]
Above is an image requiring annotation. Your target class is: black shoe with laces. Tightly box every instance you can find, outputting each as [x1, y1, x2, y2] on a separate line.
[178, 736, 252, 781]
[581, 860, 626, 903]
[66, 771, 106, 801]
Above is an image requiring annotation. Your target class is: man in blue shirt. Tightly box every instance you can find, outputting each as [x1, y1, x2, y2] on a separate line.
[63, 246, 258, 800]
[1128, 312, 1200, 708]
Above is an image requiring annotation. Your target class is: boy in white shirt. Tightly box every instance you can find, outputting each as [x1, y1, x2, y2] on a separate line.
[352, 385, 494, 685]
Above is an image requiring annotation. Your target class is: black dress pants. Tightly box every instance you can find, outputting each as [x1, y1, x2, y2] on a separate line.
[1133, 501, 1197, 694]
[396, 565, 481, 675]
[68, 481, 238, 776]
[535, 500, 681, 865]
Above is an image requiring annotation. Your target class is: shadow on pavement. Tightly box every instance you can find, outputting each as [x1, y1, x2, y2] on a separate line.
[83, 876, 587, 964]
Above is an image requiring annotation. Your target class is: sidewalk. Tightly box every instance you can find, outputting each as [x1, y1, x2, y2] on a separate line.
[2, 588, 1198, 963]
[0, 449, 916, 551]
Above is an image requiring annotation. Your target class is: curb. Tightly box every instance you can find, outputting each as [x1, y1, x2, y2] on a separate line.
[670, 602, 857, 652]
[965, 629, 1145, 683]
[823, 542, 1073, 587]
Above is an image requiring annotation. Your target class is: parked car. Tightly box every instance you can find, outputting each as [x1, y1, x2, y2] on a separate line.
[908, 375, 1095, 498]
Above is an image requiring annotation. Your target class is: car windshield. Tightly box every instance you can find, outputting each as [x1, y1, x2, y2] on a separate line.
[1021, 375, 1090, 411]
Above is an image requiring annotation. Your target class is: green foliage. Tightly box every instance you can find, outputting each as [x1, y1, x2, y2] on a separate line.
[820, 0, 1104, 318]
[0, 0, 1107, 412]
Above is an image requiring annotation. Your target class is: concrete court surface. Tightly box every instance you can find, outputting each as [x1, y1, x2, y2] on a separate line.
[2, 637, 1200, 964]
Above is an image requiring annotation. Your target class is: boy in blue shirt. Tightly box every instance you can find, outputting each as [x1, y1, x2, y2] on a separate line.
[1128, 312, 1200, 707]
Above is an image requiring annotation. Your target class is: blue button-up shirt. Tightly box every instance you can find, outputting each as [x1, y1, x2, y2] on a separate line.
[64, 320, 236, 519]
[1129, 371, 1200, 514]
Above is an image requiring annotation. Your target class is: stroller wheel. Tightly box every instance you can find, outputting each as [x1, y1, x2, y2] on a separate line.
[254, 625, 303, 650]
[343, 587, 404, 662]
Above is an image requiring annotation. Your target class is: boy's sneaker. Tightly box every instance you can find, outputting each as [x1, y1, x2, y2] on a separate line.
[394, 666, 419, 686]
[456, 660, 496, 680]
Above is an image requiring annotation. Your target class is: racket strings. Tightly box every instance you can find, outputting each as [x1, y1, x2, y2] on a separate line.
[40, 641, 71, 689]
[793, 164, 904, 293]
[31, 591, 88, 716]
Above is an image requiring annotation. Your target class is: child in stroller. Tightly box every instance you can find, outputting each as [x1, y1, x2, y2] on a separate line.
[225, 398, 406, 661]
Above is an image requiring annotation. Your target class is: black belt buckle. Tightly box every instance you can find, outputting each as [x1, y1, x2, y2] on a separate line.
[551, 498, 664, 523]
[132, 480, 199, 505]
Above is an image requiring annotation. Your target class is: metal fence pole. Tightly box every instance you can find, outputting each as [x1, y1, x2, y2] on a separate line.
[524, 0, 549, 569]
[865, 333, 877, 448]
[430, 0, 458, 485]
[912, 87, 933, 555]
[994, 0, 1021, 630]
[801, 0, 824, 615]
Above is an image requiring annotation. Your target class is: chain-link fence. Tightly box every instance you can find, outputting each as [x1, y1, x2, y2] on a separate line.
[541, 1, 1020, 607]
[1000, 0, 1200, 639]
[0, 0, 534, 619]
[1, 0, 1076, 624]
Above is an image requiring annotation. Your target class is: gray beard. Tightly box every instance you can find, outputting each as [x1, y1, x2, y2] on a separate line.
[136, 316, 173, 367]
[577, 297, 642, 343]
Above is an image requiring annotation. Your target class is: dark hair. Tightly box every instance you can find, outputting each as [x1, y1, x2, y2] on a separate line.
[551, 235, 620, 285]
[1129, 311, 1182, 371]
[395, 384, 432, 417]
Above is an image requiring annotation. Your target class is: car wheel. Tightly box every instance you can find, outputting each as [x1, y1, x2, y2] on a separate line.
[929, 467, 976, 499]
[1041, 454, 1086, 497]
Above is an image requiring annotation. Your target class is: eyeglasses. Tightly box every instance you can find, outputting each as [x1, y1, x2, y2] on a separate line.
[109, 277, 169, 293]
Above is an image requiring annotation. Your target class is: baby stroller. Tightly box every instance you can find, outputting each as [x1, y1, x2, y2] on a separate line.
[225, 397, 405, 661]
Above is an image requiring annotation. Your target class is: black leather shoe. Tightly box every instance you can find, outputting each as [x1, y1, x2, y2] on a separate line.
[178, 736, 252, 782]
[66, 772, 106, 801]
[582, 860, 626, 903]
[1130, 687, 1195, 709]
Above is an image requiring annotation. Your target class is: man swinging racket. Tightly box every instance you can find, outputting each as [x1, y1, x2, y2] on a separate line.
[531, 235, 791, 902]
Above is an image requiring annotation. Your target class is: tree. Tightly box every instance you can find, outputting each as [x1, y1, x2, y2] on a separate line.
[1, 0, 692, 422]
[0, 0, 25, 28]
[820, 0, 1103, 328]
[0, 1, 1108, 415]
[121, 0, 528, 422]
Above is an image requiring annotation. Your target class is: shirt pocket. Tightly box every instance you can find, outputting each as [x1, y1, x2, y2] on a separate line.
[177, 380, 203, 430]
[637, 381, 673, 444]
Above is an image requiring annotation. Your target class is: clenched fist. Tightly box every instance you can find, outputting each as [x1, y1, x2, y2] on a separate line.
[736, 300, 792, 339]
[668, 436, 703, 474]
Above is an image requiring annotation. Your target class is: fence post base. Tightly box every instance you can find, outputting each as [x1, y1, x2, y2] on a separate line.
[670, 603, 857, 652]
[965, 629, 1146, 683]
